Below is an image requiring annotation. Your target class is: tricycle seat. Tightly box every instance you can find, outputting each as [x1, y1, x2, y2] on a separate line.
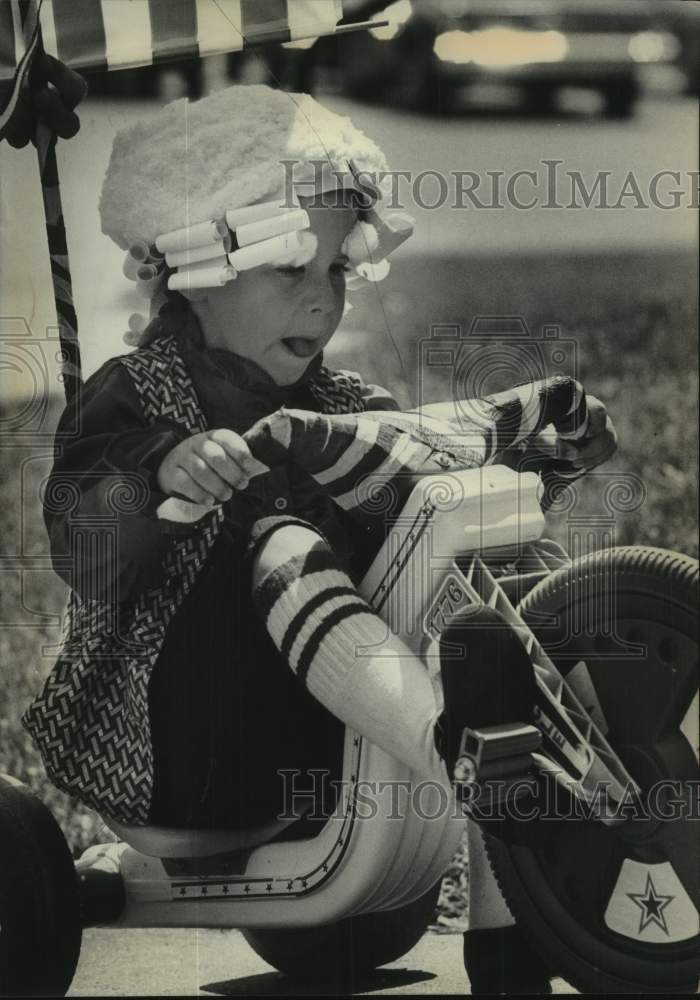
[101, 810, 308, 858]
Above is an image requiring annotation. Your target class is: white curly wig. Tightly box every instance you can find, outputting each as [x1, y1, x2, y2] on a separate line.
[100, 84, 390, 251]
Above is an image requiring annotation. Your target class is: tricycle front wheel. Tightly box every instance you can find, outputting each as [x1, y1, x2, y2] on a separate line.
[242, 878, 442, 986]
[486, 546, 699, 993]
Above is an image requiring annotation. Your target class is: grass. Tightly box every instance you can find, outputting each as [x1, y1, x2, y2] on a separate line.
[0, 249, 697, 927]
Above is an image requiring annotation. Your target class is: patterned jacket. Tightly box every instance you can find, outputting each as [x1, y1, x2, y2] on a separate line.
[21, 332, 394, 824]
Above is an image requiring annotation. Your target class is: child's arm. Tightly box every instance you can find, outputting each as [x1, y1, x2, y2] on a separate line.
[156, 427, 261, 505]
[358, 378, 402, 413]
[46, 359, 266, 603]
[45, 359, 191, 602]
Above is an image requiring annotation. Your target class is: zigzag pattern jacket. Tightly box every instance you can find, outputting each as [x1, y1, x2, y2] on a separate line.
[21, 328, 398, 826]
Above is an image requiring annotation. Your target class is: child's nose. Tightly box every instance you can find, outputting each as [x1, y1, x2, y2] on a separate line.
[305, 273, 337, 316]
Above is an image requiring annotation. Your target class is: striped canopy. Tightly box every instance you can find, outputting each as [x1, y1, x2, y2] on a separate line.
[0, 0, 375, 81]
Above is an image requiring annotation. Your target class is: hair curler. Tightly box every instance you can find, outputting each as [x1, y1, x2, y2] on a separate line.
[155, 218, 229, 255]
[356, 258, 391, 282]
[225, 196, 298, 230]
[136, 262, 167, 298]
[228, 230, 305, 271]
[367, 209, 415, 261]
[168, 263, 237, 291]
[124, 240, 165, 280]
[165, 237, 233, 269]
[230, 208, 309, 251]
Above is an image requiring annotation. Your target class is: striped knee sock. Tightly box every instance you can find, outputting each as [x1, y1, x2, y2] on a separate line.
[251, 525, 450, 787]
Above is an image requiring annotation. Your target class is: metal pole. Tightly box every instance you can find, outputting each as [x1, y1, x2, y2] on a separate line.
[35, 120, 83, 408]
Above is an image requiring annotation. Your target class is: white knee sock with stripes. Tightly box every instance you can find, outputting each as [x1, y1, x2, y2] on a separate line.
[250, 520, 451, 789]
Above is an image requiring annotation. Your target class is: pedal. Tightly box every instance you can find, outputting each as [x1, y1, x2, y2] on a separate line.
[453, 723, 542, 809]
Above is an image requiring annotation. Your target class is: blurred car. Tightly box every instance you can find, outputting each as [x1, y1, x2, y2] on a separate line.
[660, 0, 700, 96]
[330, 0, 683, 117]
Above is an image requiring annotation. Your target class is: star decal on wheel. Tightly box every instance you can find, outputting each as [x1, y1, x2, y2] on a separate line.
[627, 873, 674, 935]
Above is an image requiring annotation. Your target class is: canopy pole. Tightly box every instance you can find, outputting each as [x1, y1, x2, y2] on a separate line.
[22, 0, 83, 408]
[5, 0, 84, 407]
[0, 0, 81, 406]
[36, 122, 83, 408]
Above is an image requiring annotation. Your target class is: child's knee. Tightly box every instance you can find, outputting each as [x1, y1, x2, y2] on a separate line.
[250, 520, 330, 588]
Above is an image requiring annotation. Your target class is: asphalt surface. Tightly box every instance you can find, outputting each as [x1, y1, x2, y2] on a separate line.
[68, 927, 577, 996]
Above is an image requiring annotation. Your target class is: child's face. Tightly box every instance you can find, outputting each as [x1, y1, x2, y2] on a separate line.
[191, 192, 356, 386]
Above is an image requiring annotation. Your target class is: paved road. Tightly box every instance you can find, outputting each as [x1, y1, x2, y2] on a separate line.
[68, 927, 577, 996]
[321, 92, 697, 258]
[0, 92, 696, 387]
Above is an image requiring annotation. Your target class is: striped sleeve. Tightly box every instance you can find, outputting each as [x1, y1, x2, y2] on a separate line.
[359, 380, 402, 412]
[242, 375, 590, 518]
[336, 368, 402, 413]
[479, 376, 589, 460]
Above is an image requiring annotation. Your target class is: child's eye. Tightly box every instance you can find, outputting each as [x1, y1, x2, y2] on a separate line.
[275, 260, 351, 277]
[275, 264, 305, 276]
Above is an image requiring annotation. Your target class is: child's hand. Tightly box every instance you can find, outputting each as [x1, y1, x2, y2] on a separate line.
[1, 53, 88, 148]
[560, 395, 618, 472]
[157, 429, 269, 505]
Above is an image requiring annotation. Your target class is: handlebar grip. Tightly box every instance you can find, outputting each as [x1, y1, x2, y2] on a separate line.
[489, 377, 591, 512]
[538, 459, 584, 511]
[549, 378, 589, 441]
[538, 379, 590, 510]
[483, 376, 590, 457]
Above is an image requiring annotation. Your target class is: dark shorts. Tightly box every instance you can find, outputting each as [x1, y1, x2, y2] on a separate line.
[146, 551, 345, 830]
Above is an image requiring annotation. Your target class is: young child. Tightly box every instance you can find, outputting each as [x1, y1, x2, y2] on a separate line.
[21, 82, 615, 993]
[25, 84, 414, 832]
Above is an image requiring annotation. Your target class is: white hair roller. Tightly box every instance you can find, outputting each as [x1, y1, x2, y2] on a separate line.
[356, 258, 391, 283]
[229, 231, 299, 270]
[228, 229, 318, 270]
[342, 220, 379, 266]
[166, 240, 232, 269]
[225, 200, 283, 230]
[156, 219, 229, 255]
[233, 208, 309, 250]
[168, 264, 237, 291]
[123, 240, 165, 281]
[369, 210, 415, 260]
[274, 230, 318, 267]
[136, 262, 167, 299]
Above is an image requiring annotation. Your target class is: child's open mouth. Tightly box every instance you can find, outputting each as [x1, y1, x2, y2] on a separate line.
[281, 337, 319, 358]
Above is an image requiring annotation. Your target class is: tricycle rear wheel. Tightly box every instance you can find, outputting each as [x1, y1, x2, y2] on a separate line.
[0, 776, 82, 996]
